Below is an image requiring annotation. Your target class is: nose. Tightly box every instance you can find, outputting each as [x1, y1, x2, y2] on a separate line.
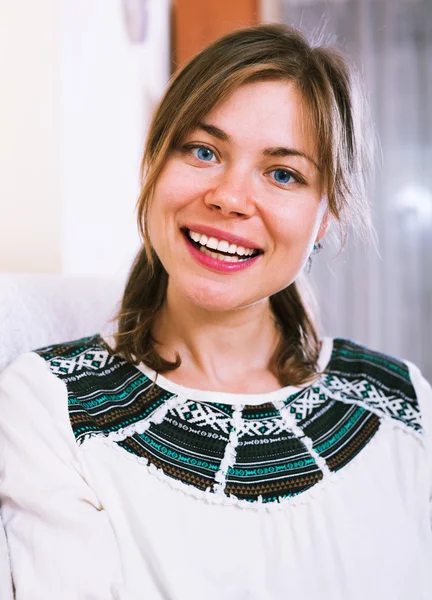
[204, 168, 255, 218]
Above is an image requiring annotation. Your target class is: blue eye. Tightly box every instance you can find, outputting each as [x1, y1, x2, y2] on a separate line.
[271, 168, 296, 185]
[193, 146, 215, 161]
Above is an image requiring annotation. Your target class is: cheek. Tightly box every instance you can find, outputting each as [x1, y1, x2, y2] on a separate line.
[148, 164, 205, 252]
[147, 167, 189, 241]
[151, 182, 184, 217]
[268, 198, 326, 250]
[152, 161, 210, 214]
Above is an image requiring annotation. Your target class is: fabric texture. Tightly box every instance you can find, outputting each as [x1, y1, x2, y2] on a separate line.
[0, 335, 431, 599]
[0, 274, 121, 372]
[0, 274, 122, 600]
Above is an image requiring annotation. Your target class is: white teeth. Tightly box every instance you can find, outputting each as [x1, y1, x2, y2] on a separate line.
[188, 229, 257, 258]
[199, 246, 240, 262]
[217, 240, 229, 253]
[206, 237, 219, 250]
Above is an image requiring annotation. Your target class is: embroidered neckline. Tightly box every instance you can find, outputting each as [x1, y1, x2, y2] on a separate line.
[35, 335, 422, 507]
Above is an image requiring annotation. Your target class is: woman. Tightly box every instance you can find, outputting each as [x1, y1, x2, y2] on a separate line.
[1, 24, 431, 600]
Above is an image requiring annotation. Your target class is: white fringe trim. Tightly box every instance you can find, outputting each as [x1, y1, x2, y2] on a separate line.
[272, 399, 331, 477]
[213, 404, 243, 495]
[80, 433, 346, 512]
[74, 384, 423, 510]
[76, 411, 404, 512]
[79, 394, 185, 444]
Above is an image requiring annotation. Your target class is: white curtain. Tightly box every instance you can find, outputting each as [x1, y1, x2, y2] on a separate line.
[282, 0, 432, 380]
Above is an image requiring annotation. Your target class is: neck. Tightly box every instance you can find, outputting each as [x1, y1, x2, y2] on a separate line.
[151, 283, 281, 392]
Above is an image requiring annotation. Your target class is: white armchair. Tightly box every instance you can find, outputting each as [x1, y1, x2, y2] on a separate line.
[0, 274, 122, 598]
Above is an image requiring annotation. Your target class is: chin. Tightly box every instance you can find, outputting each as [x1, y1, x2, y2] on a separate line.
[184, 287, 244, 312]
[172, 274, 270, 313]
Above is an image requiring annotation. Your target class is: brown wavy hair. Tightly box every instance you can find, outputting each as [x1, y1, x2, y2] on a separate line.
[110, 24, 373, 386]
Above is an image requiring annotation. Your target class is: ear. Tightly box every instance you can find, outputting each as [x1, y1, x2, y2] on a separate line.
[316, 208, 331, 243]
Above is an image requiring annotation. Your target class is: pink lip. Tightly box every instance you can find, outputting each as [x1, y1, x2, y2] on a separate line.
[183, 231, 262, 273]
[182, 223, 262, 250]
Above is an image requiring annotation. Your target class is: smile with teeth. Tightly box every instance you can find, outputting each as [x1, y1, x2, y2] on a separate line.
[186, 229, 261, 262]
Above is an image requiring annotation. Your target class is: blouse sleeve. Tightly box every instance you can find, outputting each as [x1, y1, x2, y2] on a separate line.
[405, 360, 432, 525]
[0, 352, 124, 599]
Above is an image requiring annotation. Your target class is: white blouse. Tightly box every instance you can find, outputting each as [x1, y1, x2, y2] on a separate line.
[0, 335, 431, 600]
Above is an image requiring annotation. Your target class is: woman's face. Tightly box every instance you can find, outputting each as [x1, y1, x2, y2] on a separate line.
[148, 80, 328, 312]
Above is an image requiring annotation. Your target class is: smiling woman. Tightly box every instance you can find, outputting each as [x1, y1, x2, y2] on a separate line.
[114, 25, 371, 390]
[1, 24, 431, 600]
[147, 80, 328, 380]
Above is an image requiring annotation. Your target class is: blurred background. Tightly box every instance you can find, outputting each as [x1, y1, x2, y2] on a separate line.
[0, 0, 431, 379]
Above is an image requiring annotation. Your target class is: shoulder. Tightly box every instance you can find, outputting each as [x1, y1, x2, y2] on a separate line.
[0, 348, 68, 426]
[0, 340, 88, 467]
[33, 334, 172, 444]
[323, 337, 430, 434]
[0, 334, 114, 443]
[327, 337, 415, 395]
[34, 333, 113, 372]
[0, 338, 125, 595]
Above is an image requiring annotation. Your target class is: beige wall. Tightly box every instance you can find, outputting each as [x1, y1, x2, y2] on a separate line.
[0, 0, 170, 277]
[0, 0, 61, 273]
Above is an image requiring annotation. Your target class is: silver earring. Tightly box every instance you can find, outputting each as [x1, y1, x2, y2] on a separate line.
[306, 241, 323, 273]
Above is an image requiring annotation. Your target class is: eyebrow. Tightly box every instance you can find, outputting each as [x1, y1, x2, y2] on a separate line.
[262, 146, 320, 171]
[198, 122, 230, 142]
[197, 121, 320, 171]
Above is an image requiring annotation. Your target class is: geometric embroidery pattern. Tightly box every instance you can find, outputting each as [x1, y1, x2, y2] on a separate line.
[36, 335, 175, 443]
[322, 338, 422, 432]
[36, 335, 422, 505]
[284, 386, 330, 422]
[169, 399, 232, 434]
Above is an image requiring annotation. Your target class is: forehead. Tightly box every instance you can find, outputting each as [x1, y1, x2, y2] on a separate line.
[200, 80, 317, 158]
